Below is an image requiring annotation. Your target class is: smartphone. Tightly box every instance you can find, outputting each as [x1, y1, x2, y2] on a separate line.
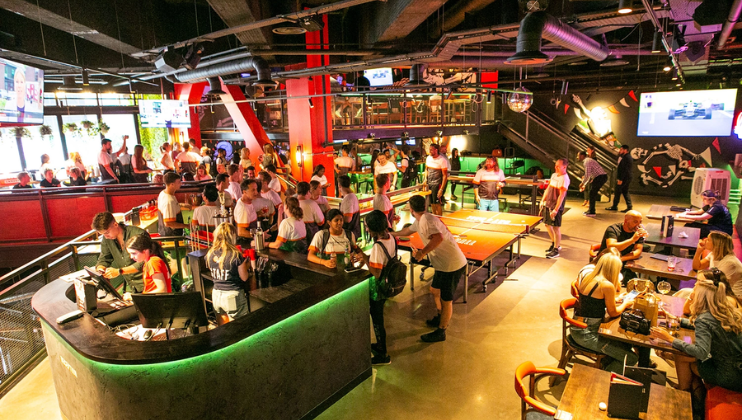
[624, 290, 640, 302]
[344, 264, 364, 273]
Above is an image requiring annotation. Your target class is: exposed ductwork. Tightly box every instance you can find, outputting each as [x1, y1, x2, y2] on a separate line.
[718, 0, 742, 48]
[405, 64, 429, 86]
[507, 12, 610, 65]
[174, 56, 274, 87]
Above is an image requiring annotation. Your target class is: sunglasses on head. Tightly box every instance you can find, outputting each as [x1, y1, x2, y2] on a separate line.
[708, 267, 726, 287]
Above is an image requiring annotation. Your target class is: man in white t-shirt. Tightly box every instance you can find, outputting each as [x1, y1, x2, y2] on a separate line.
[425, 143, 448, 215]
[157, 172, 188, 236]
[265, 164, 282, 193]
[234, 179, 260, 246]
[374, 152, 398, 193]
[473, 157, 506, 212]
[338, 174, 361, 240]
[176, 142, 202, 175]
[297, 181, 325, 240]
[392, 195, 467, 343]
[215, 173, 234, 209]
[310, 180, 330, 213]
[227, 164, 243, 201]
[334, 145, 355, 197]
[540, 158, 570, 259]
[373, 173, 399, 229]
[192, 184, 220, 227]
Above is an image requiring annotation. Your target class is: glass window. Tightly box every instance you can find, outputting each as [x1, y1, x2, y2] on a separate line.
[55, 92, 99, 107]
[62, 114, 101, 175]
[101, 114, 137, 147]
[98, 93, 135, 106]
[0, 129, 23, 173]
[21, 115, 66, 175]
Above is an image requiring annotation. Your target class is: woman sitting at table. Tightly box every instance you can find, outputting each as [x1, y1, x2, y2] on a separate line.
[307, 209, 356, 269]
[692, 231, 742, 301]
[679, 190, 733, 239]
[650, 269, 742, 397]
[123, 234, 172, 300]
[571, 251, 638, 372]
[194, 164, 212, 182]
[268, 197, 307, 252]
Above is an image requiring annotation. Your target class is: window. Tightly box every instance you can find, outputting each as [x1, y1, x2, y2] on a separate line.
[21, 116, 66, 174]
[62, 114, 101, 173]
[0, 130, 23, 173]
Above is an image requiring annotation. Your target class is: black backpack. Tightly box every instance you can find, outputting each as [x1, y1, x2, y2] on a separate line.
[319, 229, 355, 254]
[374, 238, 407, 299]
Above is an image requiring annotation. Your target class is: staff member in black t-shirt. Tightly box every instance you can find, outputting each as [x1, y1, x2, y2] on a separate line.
[679, 190, 734, 239]
[598, 210, 648, 282]
[205, 223, 249, 324]
[39, 168, 61, 188]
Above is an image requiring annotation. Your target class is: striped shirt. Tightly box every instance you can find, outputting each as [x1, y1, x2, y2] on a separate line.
[581, 157, 606, 187]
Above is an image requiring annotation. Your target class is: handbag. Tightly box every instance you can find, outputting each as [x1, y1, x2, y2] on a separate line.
[619, 309, 651, 335]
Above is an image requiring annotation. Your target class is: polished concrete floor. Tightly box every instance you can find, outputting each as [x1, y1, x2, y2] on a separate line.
[0, 193, 692, 420]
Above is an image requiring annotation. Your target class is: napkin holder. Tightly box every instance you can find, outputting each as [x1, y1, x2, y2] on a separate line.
[634, 294, 659, 327]
[660, 215, 674, 238]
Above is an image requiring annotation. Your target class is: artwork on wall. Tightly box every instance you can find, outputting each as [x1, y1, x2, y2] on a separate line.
[631, 143, 713, 187]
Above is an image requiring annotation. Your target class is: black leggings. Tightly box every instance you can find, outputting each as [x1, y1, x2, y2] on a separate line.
[369, 298, 387, 356]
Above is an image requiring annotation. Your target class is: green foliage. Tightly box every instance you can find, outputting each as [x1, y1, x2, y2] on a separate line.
[39, 125, 53, 136]
[138, 94, 169, 159]
[13, 127, 31, 138]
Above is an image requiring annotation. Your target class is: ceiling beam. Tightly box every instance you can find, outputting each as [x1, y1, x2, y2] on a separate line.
[205, 0, 272, 48]
[363, 0, 447, 44]
[0, 0, 140, 55]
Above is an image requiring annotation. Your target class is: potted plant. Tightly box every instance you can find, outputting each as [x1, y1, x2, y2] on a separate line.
[98, 121, 110, 135]
[13, 127, 31, 138]
[40, 125, 53, 136]
[80, 120, 97, 136]
[63, 122, 78, 133]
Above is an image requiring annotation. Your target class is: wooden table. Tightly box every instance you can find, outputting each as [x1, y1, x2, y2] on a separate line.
[643, 224, 700, 250]
[557, 364, 692, 420]
[598, 295, 695, 356]
[647, 204, 696, 223]
[625, 253, 696, 282]
[447, 175, 546, 215]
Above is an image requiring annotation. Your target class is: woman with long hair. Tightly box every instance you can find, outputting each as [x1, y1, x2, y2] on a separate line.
[307, 209, 356, 268]
[269, 197, 306, 252]
[132, 145, 153, 183]
[194, 164, 212, 182]
[261, 143, 279, 170]
[66, 152, 87, 179]
[570, 251, 638, 372]
[239, 148, 253, 171]
[206, 223, 249, 323]
[160, 142, 175, 172]
[692, 232, 742, 300]
[651, 269, 742, 394]
[124, 234, 171, 299]
[68, 167, 86, 186]
[311, 164, 329, 196]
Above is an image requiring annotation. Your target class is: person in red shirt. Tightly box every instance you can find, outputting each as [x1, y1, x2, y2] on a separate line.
[123, 234, 172, 300]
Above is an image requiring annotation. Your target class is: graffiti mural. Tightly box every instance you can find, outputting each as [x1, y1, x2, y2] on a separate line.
[631, 143, 708, 187]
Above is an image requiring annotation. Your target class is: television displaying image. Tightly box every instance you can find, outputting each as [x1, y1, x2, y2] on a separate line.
[637, 89, 738, 137]
[364, 68, 393, 87]
[139, 99, 191, 128]
[0, 58, 44, 125]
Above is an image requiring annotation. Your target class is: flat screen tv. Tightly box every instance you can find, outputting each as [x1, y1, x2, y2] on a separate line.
[0, 58, 44, 125]
[364, 68, 393, 87]
[138, 99, 191, 128]
[637, 89, 738, 137]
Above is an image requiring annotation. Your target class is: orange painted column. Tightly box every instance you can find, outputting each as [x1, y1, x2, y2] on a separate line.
[286, 14, 335, 193]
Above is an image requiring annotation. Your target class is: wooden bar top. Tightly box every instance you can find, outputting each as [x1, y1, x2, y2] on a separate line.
[558, 364, 692, 420]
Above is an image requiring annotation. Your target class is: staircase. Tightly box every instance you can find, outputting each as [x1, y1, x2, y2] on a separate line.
[498, 109, 619, 199]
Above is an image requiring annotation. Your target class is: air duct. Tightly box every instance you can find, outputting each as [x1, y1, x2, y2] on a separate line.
[174, 56, 274, 88]
[506, 12, 609, 65]
[207, 77, 226, 96]
[718, 0, 742, 48]
[405, 64, 429, 86]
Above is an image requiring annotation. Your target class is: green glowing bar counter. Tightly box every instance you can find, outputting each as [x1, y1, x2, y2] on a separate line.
[31, 250, 372, 420]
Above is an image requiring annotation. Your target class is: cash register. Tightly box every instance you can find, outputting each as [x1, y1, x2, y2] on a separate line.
[63, 267, 138, 326]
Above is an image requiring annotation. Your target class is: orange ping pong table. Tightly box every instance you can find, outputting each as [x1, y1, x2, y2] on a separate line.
[398, 209, 542, 303]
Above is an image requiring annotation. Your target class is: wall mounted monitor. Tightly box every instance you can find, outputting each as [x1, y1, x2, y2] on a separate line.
[637, 89, 738, 137]
[138, 99, 191, 128]
[364, 68, 393, 87]
[0, 58, 44, 125]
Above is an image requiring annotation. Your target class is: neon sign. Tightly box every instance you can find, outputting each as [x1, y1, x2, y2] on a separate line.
[735, 112, 742, 139]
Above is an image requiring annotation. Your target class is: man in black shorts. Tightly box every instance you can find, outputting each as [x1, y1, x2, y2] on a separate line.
[425, 143, 448, 216]
[392, 195, 467, 342]
[540, 158, 570, 259]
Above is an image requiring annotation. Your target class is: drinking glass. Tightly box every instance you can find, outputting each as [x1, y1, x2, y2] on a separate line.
[657, 280, 671, 295]
[666, 256, 677, 272]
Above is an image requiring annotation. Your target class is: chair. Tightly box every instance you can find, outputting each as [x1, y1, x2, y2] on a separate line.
[626, 279, 656, 293]
[570, 279, 580, 299]
[588, 243, 601, 262]
[514, 361, 565, 420]
[706, 385, 742, 420]
[553, 298, 607, 385]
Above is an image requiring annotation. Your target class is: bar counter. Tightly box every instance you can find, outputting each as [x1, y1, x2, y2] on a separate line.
[32, 248, 372, 420]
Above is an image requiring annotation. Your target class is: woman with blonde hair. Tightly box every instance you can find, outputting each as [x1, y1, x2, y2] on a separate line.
[160, 142, 175, 172]
[261, 143, 279, 170]
[205, 223, 249, 323]
[239, 148, 253, 171]
[570, 251, 638, 372]
[692, 231, 742, 300]
[66, 152, 87, 179]
[651, 269, 742, 394]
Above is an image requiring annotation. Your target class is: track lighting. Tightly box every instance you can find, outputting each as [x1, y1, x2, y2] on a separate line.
[308, 98, 314, 108]
[618, 0, 633, 14]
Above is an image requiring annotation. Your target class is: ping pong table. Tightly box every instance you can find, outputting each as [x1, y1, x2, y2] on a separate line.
[398, 209, 542, 303]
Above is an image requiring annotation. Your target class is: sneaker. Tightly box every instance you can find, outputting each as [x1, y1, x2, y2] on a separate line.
[546, 247, 561, 259]
[621, 208, 633, 213]
[426, 314, 441, 328]
[421, 328, 447, 342]
[371, 354, 391, 365]
[546, 243, 555, 254]
[451, 195, 458, 201]
[371, 343, 383, 356]
[605, 206, 618, 211]
[583, 212, 596, 217]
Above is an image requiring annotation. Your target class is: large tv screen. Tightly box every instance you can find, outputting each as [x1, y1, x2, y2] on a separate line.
[138, 99, 191, 128]
[638, 89, 738, 137]
[364, 68, 393, 87]
[0, 58, 44, 125]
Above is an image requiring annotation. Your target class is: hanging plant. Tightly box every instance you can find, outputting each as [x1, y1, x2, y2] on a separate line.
[98, 121, 110, 135]
[63, 122, 78, 133]
[39, 125, 53, 136]
[13, 127, 31, 138]
[80, 120, 98, 136]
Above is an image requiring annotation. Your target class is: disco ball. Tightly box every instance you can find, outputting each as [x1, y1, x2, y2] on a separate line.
[507, 87, 533, 113]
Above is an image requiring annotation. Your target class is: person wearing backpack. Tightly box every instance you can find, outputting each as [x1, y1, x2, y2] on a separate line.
[392, 195, 467, 343]
[353, 210, 399, 365]
[307, 209, 356, 268]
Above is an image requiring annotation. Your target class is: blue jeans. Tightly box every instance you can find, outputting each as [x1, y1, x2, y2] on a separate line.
[479, 198, 499, 212]
[570, 317, 638, 372]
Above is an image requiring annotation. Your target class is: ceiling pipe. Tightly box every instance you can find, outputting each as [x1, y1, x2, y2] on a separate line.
[432, 0, 497, 36]
[717, 0, 742, 48]
[506, 12, 610, 65]
[173, 56, 274, 87]
[639, 0, 685, 83]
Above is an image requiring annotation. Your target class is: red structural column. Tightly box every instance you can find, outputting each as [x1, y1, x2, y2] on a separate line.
[286, 14, 335, 194]
[173, 82, 207, 147]
[219, 81, 272, 160]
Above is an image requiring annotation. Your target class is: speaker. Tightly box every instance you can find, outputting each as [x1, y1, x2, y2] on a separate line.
[684, 41, 707, 63]
[155, 50, 183, 73]
[694, 0, 732, 26]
